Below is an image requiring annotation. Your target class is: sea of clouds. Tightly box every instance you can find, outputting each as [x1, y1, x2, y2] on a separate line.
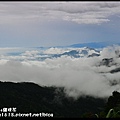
[0, 45, 120, 99]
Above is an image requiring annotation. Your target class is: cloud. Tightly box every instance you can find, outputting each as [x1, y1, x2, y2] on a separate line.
[100, 45, 120, 58]
[0, 2, 120, 24]
[43, 47, 69, 54]
[0, 45, 120, 99]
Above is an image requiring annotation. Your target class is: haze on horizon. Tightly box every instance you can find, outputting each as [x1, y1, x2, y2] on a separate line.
[0, 1, 120, 47]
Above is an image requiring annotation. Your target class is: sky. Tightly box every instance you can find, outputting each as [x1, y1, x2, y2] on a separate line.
[0, 1, 120, 47]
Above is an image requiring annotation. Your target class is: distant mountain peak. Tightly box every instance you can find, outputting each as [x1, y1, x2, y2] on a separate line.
[69, 42, 120, 49]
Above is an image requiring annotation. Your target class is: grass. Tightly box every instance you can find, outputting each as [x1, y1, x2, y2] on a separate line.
[95, 108, 120, 118]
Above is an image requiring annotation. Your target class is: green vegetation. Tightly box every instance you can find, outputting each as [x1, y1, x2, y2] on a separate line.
[1, 81, 120, 118]
[95, 109, 120, 118]
[93, 91, 120, 118]
[0, 81, 106, 118]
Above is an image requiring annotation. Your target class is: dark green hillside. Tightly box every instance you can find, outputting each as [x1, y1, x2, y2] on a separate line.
[101, 91, 120, 118]
[0, 81, 106, 118]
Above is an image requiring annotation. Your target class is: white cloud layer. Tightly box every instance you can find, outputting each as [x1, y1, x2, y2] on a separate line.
[0, 2, 120, 24]
[0, 45, 120, 99]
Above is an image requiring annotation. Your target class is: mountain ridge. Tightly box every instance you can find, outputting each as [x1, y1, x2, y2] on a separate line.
[68, 42, 120, 48]
[0, 81, 106, 118]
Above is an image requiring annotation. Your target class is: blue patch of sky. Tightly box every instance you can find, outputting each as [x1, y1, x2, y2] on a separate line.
[0, 15, 120, 47]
